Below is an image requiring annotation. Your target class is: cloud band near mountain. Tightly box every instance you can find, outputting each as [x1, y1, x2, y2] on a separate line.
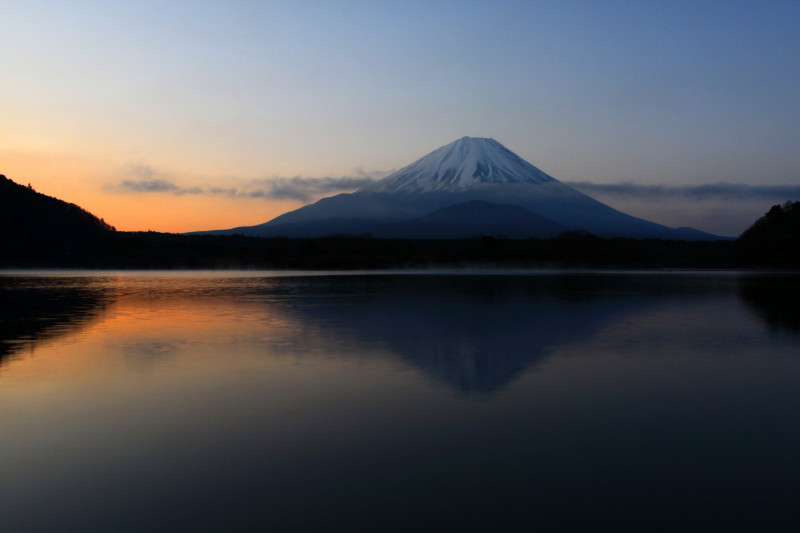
[111, 173, 386, 202]
[566, 182, 800, 200]
[247, 176, 379, 201]
[112, 172, 800, 204]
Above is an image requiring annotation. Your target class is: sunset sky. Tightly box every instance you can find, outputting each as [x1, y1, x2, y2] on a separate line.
[3, 1, 799, 236]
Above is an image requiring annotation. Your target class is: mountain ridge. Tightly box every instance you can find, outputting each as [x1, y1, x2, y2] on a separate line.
[190, 138, 726, 240]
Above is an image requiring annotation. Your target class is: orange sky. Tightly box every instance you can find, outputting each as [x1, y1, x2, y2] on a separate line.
[3, 3, 799, 236]
[1, 148, 302, 233]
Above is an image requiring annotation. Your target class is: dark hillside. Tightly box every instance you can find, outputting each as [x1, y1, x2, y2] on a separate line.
[737, 201, 800, 266]
[0, 174, 115, 266]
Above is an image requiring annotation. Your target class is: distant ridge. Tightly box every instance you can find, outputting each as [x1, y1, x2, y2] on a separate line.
[192, 137, 725, 240]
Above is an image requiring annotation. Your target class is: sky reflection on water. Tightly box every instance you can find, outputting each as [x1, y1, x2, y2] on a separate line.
[1, 271, 799, 531]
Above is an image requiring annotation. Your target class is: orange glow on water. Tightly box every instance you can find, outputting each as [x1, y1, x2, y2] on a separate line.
[0, 288, 307, 392]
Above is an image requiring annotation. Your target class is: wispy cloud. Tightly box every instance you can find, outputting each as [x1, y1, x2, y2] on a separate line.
[109, 165, 390, 202]
[108, 168, 799, 237]
[115, 166, 800, 204]
[244, 175, 381, 202]
[117, 179, 202, 194]
[566, 181, 800, 201]
[565, 181, 800, 236]
[112, 165, 203, 195]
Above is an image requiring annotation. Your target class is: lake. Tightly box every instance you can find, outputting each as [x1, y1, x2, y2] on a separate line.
[1, 270, 799, 531]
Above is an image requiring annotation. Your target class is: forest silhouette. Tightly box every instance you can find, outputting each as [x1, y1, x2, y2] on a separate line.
[1, 174, 798, 269]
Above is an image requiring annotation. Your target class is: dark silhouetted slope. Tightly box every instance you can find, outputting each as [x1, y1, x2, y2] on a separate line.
[737, 201, 800, 266]
[739, 201, 800, 244]
[0, 174, 115, 266]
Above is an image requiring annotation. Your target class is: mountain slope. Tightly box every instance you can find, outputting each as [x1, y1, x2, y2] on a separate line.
[0, 174, 114, 232]
[736, 201, 800, 266]
[0, 174, 115, 265]
[739, 201, 800, 244]
[374, 200, 565, 238]
[192, 137, 724, 240]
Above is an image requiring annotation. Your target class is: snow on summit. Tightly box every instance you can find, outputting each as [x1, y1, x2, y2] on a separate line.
[191, 135, 724, 240]
[364, 137, 557, 193]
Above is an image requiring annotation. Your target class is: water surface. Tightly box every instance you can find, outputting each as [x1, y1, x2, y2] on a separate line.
[1, 271, 799, 531]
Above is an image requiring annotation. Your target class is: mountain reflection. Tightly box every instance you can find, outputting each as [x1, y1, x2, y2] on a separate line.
[739, 275, 800, 335]
[273, 275, 718, 393]
[0, 276, 111, 364]
[3, 272, 798, 391]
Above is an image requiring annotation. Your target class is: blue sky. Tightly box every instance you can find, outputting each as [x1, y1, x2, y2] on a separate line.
[2, 1, 799, 235]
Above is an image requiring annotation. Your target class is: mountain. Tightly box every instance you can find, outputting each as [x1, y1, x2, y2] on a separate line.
[192, 137, 724, 240]
[736, 201, 800, 266]
[366, 136, 557, 192]
[739, 201, 800, 244]
[0, 174, 115, 265]
[375, 200, 565, 239]
[0, 174, 115, 236]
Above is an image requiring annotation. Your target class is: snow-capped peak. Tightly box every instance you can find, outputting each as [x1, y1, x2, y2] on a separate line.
[362, 136, 557, 193]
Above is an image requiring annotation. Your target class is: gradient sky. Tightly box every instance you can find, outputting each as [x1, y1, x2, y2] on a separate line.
[3, 0, 799, 236]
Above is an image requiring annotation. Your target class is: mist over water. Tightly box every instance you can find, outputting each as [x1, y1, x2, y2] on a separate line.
[1, 271, 799, 531]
